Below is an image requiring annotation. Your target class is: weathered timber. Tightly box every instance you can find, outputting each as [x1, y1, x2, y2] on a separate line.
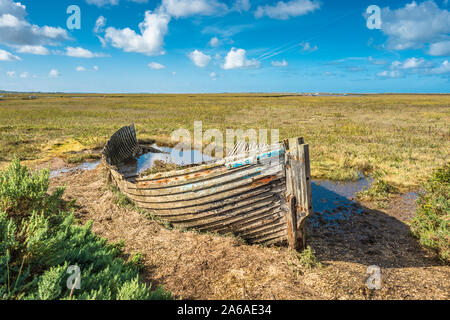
[103, 125, 313, 249]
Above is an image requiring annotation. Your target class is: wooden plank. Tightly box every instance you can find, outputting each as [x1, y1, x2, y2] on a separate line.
[103, 125, 314, 247]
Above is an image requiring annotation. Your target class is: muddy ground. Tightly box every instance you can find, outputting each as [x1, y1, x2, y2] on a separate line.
[49, 163, 449, 300]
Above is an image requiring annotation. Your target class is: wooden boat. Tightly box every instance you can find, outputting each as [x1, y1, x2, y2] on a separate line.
[103, 125, 313, 249]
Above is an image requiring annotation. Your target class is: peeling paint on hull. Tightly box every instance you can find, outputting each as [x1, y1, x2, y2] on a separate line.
[103, 125, 313, 248]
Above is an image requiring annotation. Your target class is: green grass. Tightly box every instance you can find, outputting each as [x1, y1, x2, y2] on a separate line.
[356, 170, 399, 207]
[294, 246, 322, 269]
[0, 93, 449, 191]
[0, 158, 172, 300]
[410, 164, 449, 263]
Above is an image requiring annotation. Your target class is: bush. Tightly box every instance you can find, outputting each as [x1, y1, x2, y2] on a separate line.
[410, 164, 449, 263]
[297, 246, 322, 269]
[0, 158, 171, 300]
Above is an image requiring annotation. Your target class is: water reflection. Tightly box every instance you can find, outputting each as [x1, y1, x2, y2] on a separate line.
[136, 145, 216, 174]
[310, 178, 372, 227]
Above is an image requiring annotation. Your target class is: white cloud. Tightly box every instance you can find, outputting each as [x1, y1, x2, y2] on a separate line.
[49, 69, 59, 78]
[209, 72, 217, 77]
[377, 70, 402, 78]
[6, 71, 15, 77]
[93, 65, 99, 71]
[0, 13, 24, 27]
[159, 0, 228, 18]
[65, 47, 105, 58]
[222, 48, 260, 70]
[430, 59, 450, 74]
[86, 0, 119, 6]
[94, 16, 106, 33]
[271, 59, 288, 67]
[209, 36, 220, 47]
[300, 41, 318, 52]
[0, 48, 20, 61]
[0, 0, 69, 47]
[148, 62, 165, 69]
[16, 45, 49, 55]
[105, 10, 170, 56]
[255, 0, 320, 20]
[379, 1, 450, 51]
[188, 49, 211, 67]
[86, 0, 148, 6]
[391, 57, 431, 69]
[19, 71, 28, 78]
[428, 40, 450, 56]
[76, 66, 86, 72]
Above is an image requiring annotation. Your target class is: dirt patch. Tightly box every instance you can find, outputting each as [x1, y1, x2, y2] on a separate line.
[50, 166, 449, 300]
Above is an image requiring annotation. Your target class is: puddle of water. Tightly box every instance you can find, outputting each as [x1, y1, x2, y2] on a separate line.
[50, 160, 101, 178]
[136, 145, 216, 174]
[403, 192, 419, 201]
[310, 177, 372, 227]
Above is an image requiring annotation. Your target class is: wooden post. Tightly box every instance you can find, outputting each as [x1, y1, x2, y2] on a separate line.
[283, 139, 298, 249]
[283, 137, 313, 250]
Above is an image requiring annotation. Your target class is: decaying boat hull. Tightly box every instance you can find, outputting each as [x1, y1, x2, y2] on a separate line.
[103, 125, 313, 249]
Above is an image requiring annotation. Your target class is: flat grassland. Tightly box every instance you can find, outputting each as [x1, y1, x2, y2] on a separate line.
[0, 93, 449, 189]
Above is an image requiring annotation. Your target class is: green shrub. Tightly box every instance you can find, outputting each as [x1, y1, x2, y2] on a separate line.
[0, 158, 64, 215]
[0, 158, 171, 300]
[410, 164, 449, 263]
[297, 246, 322, 269]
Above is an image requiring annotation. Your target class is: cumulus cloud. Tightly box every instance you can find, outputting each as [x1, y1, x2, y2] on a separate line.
[159, 0, 228, 18]
[76, 66, 86, 72]
[222, 48, 260, 69]
[19, 71, 28, 78]
[15, 45, 49, 55]
[188, 49, 211, 67]
[105, 10, 170, 56]
[0, 0, 69, 48]
[93, 65, 99, 71]
[377, 56, 450, 77]
[0, 48, 20, 61]
[148, 62, 165, 69]
[391, 57, 431, 69]
[65, 47, 105, 58]
[379, 1, 450, 52]
[255, 0, 320, 20]
[271, 59, 288, 67]
[428, 40, 450, 56]
[429, 59, 450, 74]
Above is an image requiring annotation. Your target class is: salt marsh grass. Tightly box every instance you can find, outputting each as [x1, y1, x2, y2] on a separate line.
[0, 93, 448, 190]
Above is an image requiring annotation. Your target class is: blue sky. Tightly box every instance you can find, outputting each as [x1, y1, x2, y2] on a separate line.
[0, 0, 449, 93]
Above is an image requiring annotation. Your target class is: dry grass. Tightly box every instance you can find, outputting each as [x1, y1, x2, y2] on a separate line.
[48, 167, 450, 300]
[1, 93, 449, 190]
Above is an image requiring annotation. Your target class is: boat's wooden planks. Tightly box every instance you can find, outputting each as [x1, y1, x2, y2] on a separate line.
[103, 125, 313, 248]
